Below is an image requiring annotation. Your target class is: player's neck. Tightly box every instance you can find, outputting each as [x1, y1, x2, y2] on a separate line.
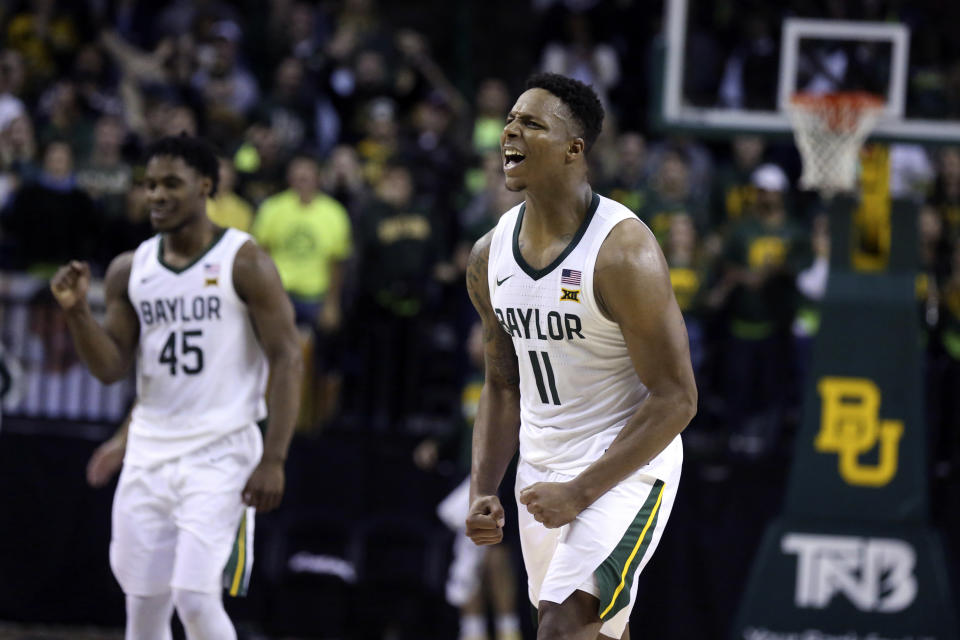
[521, 181, 593, 242]
[162, 214, 219, 266]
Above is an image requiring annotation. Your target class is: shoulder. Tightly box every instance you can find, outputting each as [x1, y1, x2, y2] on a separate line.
[234, 239, 273, 278]
[233, 239, 281, 302]
[596, 214, 662, 277]
[594, 217, 675, 324]
[465, 228, 495, 304]
[105, 251, 136, 297]
[107, 250, 135, 276]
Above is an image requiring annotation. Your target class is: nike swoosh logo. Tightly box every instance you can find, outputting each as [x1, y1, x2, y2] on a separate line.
[496, 275, 514, 286]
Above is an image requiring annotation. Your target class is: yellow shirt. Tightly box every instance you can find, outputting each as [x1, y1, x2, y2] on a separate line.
[252, 190, 352, 299]
[207, 192, 254, 232]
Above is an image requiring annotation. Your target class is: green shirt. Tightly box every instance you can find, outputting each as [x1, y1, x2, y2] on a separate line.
[355, 197, 445, 314]
[724, 216, 810, 338]
[636, 191, 708, 246]
[710, 163, 758, 229]
[670, 263, 710, 318]
[252, 190, 352, 299]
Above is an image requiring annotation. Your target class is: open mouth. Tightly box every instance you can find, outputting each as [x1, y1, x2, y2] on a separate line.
[504, 149, 526, 170]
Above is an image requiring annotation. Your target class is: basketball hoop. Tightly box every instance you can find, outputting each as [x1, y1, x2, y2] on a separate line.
[786, 92, 885, 197]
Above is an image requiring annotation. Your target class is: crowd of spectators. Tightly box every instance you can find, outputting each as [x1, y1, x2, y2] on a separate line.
[0, 0, 958, 477]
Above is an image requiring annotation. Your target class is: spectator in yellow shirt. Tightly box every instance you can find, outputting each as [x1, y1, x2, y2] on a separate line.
[253, 154, 352, 326]
[207, 156, 254, 231]
[252, 154, 352, 425]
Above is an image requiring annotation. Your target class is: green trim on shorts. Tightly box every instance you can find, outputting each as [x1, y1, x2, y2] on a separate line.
[595, 479, 665, 620]
[223, 507, 255, 597]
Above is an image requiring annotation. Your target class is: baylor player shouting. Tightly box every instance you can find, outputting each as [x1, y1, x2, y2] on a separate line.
[50, 136, 302, 640]
[465, 74, 697, 640]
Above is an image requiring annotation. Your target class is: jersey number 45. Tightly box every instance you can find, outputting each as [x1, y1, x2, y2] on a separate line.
[159, 330, 204, 375]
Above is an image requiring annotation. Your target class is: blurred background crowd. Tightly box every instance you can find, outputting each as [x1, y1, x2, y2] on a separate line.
[0, 1, 958, 638]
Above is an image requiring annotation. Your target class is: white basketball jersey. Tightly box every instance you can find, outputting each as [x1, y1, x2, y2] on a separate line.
[126, 228, 268, 466]
[488, 193, 680, 475]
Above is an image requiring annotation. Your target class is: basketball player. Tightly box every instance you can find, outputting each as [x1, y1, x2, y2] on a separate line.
[50, 136, 303, 640]
[465, 73, 697, 640]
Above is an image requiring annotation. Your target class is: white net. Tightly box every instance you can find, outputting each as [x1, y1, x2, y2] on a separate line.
[786, 92, 885, 197]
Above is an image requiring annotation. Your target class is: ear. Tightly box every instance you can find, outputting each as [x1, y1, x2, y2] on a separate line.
[566, 137, 585, 163]
[200, 176, 213, 198]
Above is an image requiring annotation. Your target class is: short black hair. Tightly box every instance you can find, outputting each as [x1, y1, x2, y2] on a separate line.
[143, 135, 219, 195]
[525, 72, 604, 151]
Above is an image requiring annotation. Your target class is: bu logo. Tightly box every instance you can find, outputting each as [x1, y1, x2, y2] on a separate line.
[815, 377, 904, 487]
[782, 533, 917, 612]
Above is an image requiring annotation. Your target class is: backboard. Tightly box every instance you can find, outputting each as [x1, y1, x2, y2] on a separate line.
[659, 0, 960, 144]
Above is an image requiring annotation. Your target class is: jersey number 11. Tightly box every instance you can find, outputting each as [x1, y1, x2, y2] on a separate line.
[528, 350, 561, 405]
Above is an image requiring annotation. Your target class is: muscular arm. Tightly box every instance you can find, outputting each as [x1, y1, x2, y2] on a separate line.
[465, 231, 522, 544]
[51, 255, 139, 383]
[573, 219, 697, 507]
[234, 241, 303, 468]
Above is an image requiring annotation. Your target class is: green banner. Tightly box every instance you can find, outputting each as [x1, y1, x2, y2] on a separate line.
[733, 520, 957, 639]
[733, 197, 957, 639]
[783, 270, 927, 522]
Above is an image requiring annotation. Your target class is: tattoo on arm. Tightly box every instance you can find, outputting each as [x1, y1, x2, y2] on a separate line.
[466, 234, 520, 388]
[485, 332, 520, 387]
[465, 241, 488, 309]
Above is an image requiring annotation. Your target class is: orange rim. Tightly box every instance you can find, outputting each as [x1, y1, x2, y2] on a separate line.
[789, 91, 885, 131]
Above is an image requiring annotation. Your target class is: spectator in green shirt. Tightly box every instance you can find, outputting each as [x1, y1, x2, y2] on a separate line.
[665, 212, 711, 380]
[709, 134, 765, 229]
[351, 161, 452, 429]
[636, 146, 708, 247]
[715, 163, 809, 457]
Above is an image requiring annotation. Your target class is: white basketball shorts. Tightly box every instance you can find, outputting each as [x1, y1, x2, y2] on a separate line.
[515, 436, 682, 639]
[110, 424, 262, 595]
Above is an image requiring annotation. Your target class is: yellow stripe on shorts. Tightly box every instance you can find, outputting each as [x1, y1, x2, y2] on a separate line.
[223, 506, 255, 598]
[596, 480, 666, 620]
[229, 512, 247, 596]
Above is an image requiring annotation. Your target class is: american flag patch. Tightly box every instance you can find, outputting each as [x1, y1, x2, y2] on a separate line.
[561, 269, 581, 286]
[204, 263, 220, 287]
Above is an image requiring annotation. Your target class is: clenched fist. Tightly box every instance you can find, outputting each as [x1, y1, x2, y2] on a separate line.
[465, 494, 505, 546]
[519, 481, 586, 529]
[50, 261, 91, 311]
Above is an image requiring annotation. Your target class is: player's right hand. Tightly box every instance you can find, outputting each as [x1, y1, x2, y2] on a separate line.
[50, 261, 91, 311]
[466, 494, 505, 546]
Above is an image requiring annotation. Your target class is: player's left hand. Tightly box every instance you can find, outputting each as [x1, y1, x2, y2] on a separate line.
[242, 460, 285, 512]
[518, 481, 586, 529]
